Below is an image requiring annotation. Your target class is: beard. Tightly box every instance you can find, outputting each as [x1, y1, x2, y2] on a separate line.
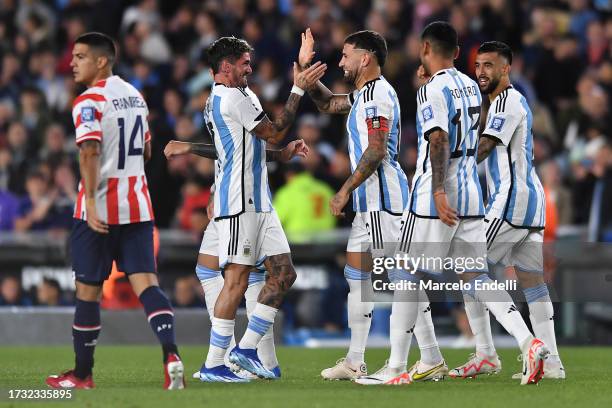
[479, 76, 500, 94]
[343, 68, 358, 86]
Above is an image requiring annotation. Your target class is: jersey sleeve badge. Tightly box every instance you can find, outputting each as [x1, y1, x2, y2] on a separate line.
[81, 106, 95, 122]
[490, 116, 505, 132]
[365, 106, 377, 118]
[421, 106, 434, 122]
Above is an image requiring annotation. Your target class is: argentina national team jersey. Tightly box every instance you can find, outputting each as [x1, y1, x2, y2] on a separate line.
[411, 68, 484, 218]
[483, 86, 545, 228]
[204, 84, 272, 219]
[346, 76, 409, 214]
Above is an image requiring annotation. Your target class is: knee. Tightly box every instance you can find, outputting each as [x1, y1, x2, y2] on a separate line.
[282, 265, 297, 288]
[223, 276, 248, 295]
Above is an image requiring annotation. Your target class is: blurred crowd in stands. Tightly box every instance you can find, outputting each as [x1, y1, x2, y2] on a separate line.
[1, 0, 612, 318]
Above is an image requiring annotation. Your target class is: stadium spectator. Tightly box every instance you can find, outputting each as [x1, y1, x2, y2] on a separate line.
[274, 162, 336, 239]
[36, 277, 68, 306]
[176, 177, 211, 231]
[172, 275, 204, 308]
[0, 275, 32, 306]
[0, 188, 20, 230]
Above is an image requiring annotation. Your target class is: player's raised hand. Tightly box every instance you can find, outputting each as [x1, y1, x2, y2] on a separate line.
[433, 190, 458, 227]
[294, 61, 327, 91]
[298, 28, 316, 69]
[281, 139, 310, 162]
[85, 198, 109, 234]
[330, 189, 349, 217]
[164, 140, 191, 160]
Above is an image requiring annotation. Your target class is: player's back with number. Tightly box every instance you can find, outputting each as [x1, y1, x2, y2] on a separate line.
[412, 68, 484, 217]
[72, 75, 153, 224]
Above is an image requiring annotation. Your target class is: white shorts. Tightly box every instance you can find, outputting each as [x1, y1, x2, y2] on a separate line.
[199, 219, 219, 256]
[346, 211, 402, 258]
[485, 217, 544, 273]
[397, 212, 488, 275]
[216, 211, 290, 269]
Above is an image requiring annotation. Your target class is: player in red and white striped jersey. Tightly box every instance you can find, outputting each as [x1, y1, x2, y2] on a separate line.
[72, 74, 154, 225]
[46, 32, 184, 391]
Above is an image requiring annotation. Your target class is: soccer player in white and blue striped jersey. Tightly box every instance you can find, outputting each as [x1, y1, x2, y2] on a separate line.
[297, 29, 442, 383]
[196, 37, 326, 382]
[388, 22, 549, 386]
[450, 41, 565, 380]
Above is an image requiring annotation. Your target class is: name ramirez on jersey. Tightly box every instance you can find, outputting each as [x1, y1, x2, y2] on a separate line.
[72, 76, 154, 224]
[204, 83, 270, 219]
[346, 76, 409, 214]
[483, 86, 545, 229]
[412, 68, 484, 218]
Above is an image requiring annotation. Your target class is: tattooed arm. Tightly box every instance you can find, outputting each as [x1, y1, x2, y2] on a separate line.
[298, 27, 351, 114]
[164, 140, 308, 163]
[251, 93, 302, 144]
[307, 82, 352, 114]
[329, 126, 388, 216]
[477, 136, 500, 163]
[428, 129, 458, 226]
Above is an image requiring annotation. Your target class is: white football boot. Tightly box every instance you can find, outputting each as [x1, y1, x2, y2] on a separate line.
[449, 352, 502, 378]
[354, 360, 408, 385]
[321, 358, 367, 380]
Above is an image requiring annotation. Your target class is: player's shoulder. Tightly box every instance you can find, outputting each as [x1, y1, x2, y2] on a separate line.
[359, 77, 396, 105]
[72, 80, 109, 109]
[491, 86, 525, 115]
[214, 83, 251, 100]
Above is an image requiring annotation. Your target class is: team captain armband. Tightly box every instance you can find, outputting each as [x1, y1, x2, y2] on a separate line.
[366, 116, 389, 134]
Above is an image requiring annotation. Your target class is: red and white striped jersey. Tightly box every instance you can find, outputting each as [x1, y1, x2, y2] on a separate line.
[72, 75, 154, 225]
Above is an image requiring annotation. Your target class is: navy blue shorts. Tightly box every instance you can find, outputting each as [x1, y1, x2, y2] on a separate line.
[71, 220, 155, 285]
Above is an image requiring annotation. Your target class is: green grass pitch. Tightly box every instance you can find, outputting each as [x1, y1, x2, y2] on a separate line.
[1, 346, 611, 407]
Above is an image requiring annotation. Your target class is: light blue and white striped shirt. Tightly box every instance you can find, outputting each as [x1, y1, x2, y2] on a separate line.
[204, 84, 272, 219]
[346, 76, 409, 214]
[411, 68, 485, 218]
[483, 86, 545, 228]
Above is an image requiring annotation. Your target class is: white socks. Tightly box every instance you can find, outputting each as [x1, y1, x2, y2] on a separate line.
[239, 302, 278, 349]
[463, 292, 496, 357]
[524, 284, 559, 357]
[205, 317, 234, 368]
[199, 266, 279, 367]
[467, 274, 532, 349]
[344, 265, 374, 366]
[413, 295, 443, 365]
[245, 274, 278, 369]
[388, 270, 421, 370]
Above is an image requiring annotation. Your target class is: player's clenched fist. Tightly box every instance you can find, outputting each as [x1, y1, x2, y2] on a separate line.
[164, 140, 192, 160]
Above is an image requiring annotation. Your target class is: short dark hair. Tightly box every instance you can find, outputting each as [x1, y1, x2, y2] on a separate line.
[75, 32, 116, 65]
[421, 21, 458, 58]
[344, 30, 388, 67]
[42, 277, 61, 292]
[206, 37, 254, 74]
[477, 41, 513, 65]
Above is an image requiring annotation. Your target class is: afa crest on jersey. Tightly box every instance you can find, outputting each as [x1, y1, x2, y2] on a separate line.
[421, 106, 433, 122]
[81, 107, 95, 122]
[365, 106, 377, 118]
[491, 116, 505, 131]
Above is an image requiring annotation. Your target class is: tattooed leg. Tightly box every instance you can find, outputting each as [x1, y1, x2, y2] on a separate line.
[258, 253, 297, 308]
